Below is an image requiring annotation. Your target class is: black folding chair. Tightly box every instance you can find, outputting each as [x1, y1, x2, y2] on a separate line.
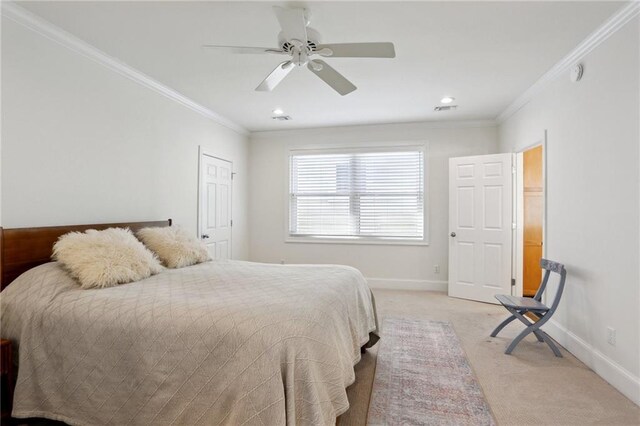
[490, 259, 567, 357]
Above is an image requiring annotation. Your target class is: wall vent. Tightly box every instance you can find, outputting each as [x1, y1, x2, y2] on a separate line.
[272, 115, 293, 121]
[434, 105, 458, 112]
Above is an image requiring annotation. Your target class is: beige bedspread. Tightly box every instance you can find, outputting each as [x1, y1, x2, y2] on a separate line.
[0, 260, 378, 425]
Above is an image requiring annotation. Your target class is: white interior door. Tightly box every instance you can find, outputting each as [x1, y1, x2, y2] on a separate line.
[199, 152, 232, 260]
[448, 153, 513, 303]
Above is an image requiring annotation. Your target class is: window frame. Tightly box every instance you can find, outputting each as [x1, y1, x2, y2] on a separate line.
[285, 143, 429, 246]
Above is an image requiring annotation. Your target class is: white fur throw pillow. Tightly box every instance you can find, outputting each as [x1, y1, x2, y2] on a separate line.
[137, 226, 210, 269]
[52, 227, 164, 289]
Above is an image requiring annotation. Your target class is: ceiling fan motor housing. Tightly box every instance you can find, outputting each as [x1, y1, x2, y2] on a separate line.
[278, 27, 321, 54]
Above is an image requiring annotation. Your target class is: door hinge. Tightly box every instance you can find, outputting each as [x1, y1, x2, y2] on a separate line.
[231, 172, 236, 180]
[511, 278, 516, 287]
[230, 219, 233, 227]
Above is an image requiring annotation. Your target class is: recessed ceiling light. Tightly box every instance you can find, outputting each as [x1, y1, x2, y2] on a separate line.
[440, 97, 455, 104]
[272, 108, 284, 115]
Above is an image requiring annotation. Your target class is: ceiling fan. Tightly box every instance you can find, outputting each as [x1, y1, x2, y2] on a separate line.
[202, 6, 396, 96]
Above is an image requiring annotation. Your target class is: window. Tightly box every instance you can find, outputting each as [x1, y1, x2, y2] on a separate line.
[288, 146, 425, 243]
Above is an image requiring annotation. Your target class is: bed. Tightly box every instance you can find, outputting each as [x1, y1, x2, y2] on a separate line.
[0, 220, 379, 425]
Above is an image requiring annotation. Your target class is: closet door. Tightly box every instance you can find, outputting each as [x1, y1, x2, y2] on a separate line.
[199, 153, 233, 260]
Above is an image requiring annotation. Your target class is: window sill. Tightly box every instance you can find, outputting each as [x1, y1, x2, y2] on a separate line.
[285, 236, 429, 246]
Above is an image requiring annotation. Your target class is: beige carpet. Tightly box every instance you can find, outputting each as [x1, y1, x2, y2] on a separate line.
[338, 290, 640, 426]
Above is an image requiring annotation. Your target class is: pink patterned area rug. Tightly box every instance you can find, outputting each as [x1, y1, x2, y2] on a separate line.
[367, 318, 495, 426]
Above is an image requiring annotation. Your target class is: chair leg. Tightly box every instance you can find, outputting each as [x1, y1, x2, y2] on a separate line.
[505, 325, 534, 355]
[505, 311, 561, 356]
[490, 314, 517, 337]
[537, 331, 563, 357]
[533, 330, 545, 342]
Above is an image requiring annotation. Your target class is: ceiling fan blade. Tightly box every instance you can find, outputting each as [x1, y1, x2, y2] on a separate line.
[273, 6, 308, 43]
[256, 61, 295, 92]
[316, 42, 396, 58]
[201, 45, 285, 55]
[307, 60, 356, 96]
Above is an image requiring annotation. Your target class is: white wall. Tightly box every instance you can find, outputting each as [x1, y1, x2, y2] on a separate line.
[499, 18, 640, 404]
[249, 122, 498, 289]
[1, 17, 250, 259]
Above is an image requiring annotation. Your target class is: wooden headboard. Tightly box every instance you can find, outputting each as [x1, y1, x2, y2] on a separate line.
[0, 219, 172, 290]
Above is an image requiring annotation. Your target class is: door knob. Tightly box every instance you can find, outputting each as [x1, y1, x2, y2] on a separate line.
[202, 234, 210, 239]
[450, 232, 456, 237]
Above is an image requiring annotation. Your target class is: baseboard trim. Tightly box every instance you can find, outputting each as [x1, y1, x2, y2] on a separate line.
[367, 278, 447, 292]
[545, 319, 640, 406]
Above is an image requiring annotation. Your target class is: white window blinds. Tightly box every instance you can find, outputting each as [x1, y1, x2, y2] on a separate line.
[289, 148, 425, 240]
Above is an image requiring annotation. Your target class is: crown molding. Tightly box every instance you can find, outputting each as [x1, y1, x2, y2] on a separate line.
[497, 1, 640, 124]
[251, 119, 497, 137]
[1, 2, 249, 136]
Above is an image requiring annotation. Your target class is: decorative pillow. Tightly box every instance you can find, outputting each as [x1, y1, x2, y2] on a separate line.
[52, 227, 164, 289]
[137, 226, 210, 269]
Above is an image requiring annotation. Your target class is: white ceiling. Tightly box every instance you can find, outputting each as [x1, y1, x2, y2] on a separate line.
[18, 1, 622, 132]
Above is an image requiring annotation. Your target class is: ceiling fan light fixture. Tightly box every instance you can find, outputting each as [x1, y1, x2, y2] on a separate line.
[440, 96, 455, 104]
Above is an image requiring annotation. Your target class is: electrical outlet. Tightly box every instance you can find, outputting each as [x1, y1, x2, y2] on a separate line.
[434, 264, 440, 274]
[280, 259, 285, 265]
[607, 327, 616, 346]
